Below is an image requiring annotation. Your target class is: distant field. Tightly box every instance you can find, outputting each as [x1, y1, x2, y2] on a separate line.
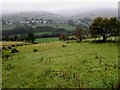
[35, 23, 75, 31]
[2, 24, 25, 30]
[2, 41, 25, 46]
[2, 24, 16, 30]
[1, 37, 59, 46]
[2, 41, 118, 88]
[35, 37, 58, 43]
[2, 23, 75, 31]
[34, 32, 52, 36]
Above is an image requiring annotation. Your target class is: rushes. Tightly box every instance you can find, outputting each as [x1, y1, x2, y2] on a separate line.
[40, 57, 43, 62]
[95, 53, 103, 64]
[44, 69, 80, 80]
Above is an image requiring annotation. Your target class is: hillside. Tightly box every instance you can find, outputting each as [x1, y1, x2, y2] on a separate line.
[2, 41, 118, 88]
[2, 11, 76, 31]
[2, 8, 118, 36]
[2, 8, 118, 23]
[56, 8, 118, 19]
[2, 11, 65, 23]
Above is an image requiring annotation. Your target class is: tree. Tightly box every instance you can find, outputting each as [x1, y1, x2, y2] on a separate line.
[74, 27, 85, 42]
[90, 17, 111, 41]
[59, 33, 67, 41]
[14, 35, 18, 41]
[5, 36, 10, 41]
[26, 32, 36, 43]
[90, 17, 120, 42]
[109, 17, 120, 37]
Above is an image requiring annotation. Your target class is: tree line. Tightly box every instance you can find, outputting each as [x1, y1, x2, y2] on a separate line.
[2, 26, 71, 38]
[2, 26, 72, 43]
[59, 17, 120, 42]
[3, 32, 36, 43]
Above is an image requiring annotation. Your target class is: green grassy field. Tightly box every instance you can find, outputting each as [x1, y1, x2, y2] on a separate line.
[35, 37, 58, 43]
[2, 23, 75, 31]
[35, 23, 75, 31]
[2, 41, 118, 88]
[0, 57, 1, 89]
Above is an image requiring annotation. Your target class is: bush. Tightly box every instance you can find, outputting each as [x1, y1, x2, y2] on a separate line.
[11, 48, 19, 53]
[59, 34, 67, 41]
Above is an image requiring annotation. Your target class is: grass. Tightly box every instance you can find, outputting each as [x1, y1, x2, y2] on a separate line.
[0, 41, 1, 89]
[0, 57, 1, 89]
[34, 32, 52, 36]
[2, 41, 118, 88]
[35, 37, 58, 43]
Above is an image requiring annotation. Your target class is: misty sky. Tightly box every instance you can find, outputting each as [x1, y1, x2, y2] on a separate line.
[2, 0, 119, 14]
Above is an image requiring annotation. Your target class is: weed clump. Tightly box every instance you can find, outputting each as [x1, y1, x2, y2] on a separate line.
[40, 57, 43, 62]
[8, 46, 12, 49]
[11, 48, 19, 53]
[12, 45, 16, 47]
[33, 49, 38, 52]
[95, 53, 98, 59]
[16, 44, 20, 46]
[2, 47, 8, 50]
[19, 44, 23, 46]
[6, 63, 15, 71]
[3, 54, 10, 60]
[62, 45, 66, 47]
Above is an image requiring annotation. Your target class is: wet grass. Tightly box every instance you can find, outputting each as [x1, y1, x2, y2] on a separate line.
[2, 41, 118, 88]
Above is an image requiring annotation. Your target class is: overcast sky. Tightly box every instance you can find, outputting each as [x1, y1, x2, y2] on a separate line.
[1, 0, 119, 14]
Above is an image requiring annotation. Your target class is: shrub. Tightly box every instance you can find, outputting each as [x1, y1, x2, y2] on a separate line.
[59, 34, 67, 41]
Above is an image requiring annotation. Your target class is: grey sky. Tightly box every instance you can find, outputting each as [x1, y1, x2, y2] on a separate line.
[2, 0, 119, 14]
